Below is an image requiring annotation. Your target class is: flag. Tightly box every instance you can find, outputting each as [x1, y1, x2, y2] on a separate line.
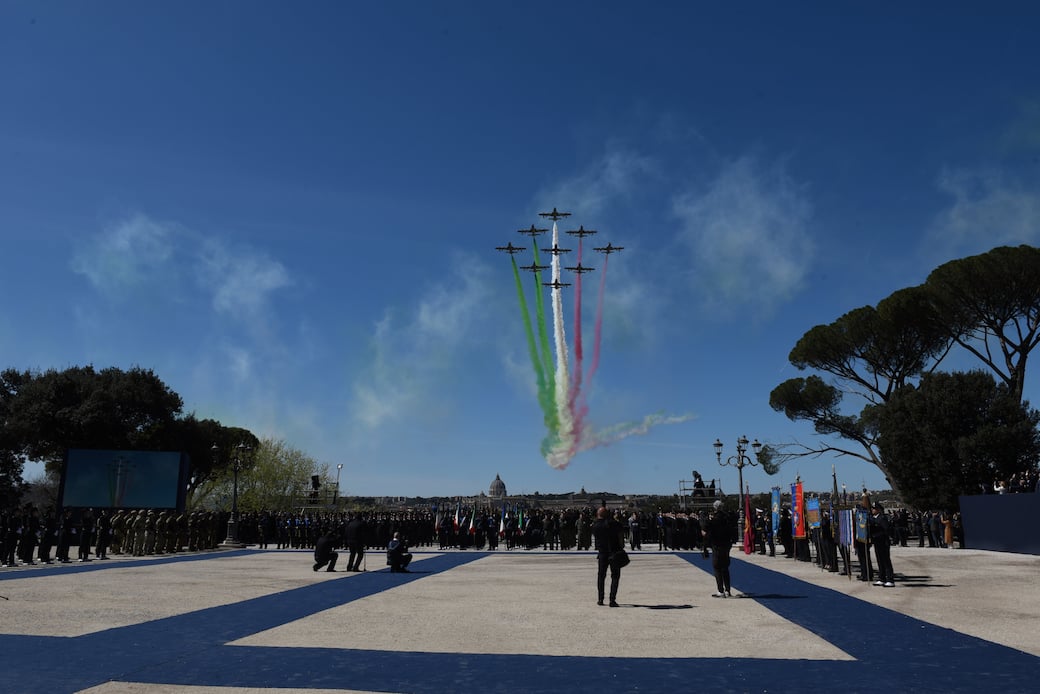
[470, 508, 478, 535]
[771, 487, 781, 538]
[499, 502, 506, 538]
[742, 486, 753, 554]
[453, 502, 460, 533]
[792, 481, 805, 539]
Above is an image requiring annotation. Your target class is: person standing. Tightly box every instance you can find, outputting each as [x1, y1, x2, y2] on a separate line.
[95, 509, 111, 560]
[628, 512, 641, 550]
[869, 503, 895, 587]
[704, 500, 737, 598]
[78, 508, 94, 561]
[344, 513, 367, 572]
[591, 506, 623, 607]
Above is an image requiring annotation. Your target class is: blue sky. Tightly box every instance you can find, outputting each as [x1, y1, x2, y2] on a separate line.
[3, 2, 1040, 498]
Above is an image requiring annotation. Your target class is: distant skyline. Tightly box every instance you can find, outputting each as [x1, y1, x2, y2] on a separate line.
[3, 2, 1040, 498]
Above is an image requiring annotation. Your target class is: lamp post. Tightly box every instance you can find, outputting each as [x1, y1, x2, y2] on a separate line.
[334, 463, 343, 506]
[713, 436, 763, 539]
[218, 442, 251, 548]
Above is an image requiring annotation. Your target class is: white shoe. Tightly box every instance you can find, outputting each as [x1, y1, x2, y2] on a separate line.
[712, 592, 727, 598]
[884, 582, 895, 587]
[726, 591, 733, 598]
[873, 580, 884, 586]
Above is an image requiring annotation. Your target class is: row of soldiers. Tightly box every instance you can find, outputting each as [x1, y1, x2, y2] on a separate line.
[1, 504, 232, 566]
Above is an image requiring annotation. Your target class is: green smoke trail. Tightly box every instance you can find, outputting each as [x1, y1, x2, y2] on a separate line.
[530, 241, 558, 453]
[512, 256, 557, 436]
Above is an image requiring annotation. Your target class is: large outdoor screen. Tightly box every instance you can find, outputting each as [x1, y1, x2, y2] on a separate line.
[60, 449, 189, 511]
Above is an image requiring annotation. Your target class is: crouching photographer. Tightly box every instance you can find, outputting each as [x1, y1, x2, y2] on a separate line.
[387, 532, 412, 573]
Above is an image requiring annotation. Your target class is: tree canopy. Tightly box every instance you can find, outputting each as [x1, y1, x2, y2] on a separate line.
[924, 245, 1040, 402]
[0, 365, 257, 506]
[198, 436, 322, 512]
[875, 370, 1040, 511]
[770, 244, 1040, 506]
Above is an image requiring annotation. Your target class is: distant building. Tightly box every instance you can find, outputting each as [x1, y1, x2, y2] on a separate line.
[489, 474, 506, 499]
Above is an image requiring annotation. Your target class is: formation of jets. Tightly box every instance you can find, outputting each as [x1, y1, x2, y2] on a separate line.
[498, 212, 621, 288]
[538, 207, 571, 221]
[517, 224, 549, 237]
[593, 242, 623, 255]
[566, 225, 597, 238]
[496, 242, 526, 255]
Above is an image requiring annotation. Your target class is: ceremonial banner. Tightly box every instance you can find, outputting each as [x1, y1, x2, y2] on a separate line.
[805, 497, 821, 529]
[792, 481, 806, 539]
[855, 508, 870, 544]
[743, 490, 753, 554]
[838, 508, 854, 546]
[771, 487, 781, 537]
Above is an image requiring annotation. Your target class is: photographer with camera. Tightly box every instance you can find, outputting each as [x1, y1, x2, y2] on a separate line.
[386, 531, 412, 573]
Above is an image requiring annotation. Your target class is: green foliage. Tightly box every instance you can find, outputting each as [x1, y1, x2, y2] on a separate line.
[202, 437, 321, 512]
[925, 245, 1040, 402]
[2, 365, 184, 473]
[876, 370, 1040, 511]
[0, 365, 259, 507]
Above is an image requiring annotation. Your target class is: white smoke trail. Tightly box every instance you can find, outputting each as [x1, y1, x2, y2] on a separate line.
[548, 220, 575, 468]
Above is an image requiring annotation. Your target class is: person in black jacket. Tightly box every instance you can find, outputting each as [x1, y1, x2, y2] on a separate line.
[870, 503, 895, 587]
[386, 532, 412, 572]
[591, 506, 622, 607]
[312, 532, 339, 572]
[344, 513, 367, 572]
[704, 500, 736, 598]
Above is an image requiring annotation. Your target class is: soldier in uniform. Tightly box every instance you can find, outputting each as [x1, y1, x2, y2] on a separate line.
[95, 509, 111, 560]
[870, 503, 895, 587]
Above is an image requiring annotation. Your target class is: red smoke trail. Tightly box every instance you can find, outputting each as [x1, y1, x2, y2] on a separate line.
[568, 237, 586, 449]
[586, 253, 609, 395]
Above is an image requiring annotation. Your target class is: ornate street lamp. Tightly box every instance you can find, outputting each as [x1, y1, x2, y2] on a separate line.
[217, 442, 251, 548]
[714, 436, 763, 539]
[334, 463, 343, 506]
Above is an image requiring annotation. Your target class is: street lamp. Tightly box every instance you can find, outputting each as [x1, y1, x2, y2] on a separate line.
[217, 442, 251, 548]
[334, 463, 343, 506]
[713, 436, 763, 538]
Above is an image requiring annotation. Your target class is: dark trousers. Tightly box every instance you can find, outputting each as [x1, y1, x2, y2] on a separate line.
[711, 544, 732, 593]
[855, 542, 873, 581]
[347, 543, 364, 571]
[596, 553, 620, 602]
[313, 551, 338, 572]
[874, 543, 894, 583]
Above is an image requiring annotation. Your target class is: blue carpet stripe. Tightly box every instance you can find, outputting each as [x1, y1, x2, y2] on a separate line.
[0, 551, 1035, 693]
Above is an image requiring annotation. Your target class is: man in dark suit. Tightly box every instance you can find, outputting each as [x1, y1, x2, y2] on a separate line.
[591, 506, 622, 607]
[312, 532, 339, 572]
[870, 503, 895, 587]
[704, 500, 736, 598]
[344, 513, 367, 572]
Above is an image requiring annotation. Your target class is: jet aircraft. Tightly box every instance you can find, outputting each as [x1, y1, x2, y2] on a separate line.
[518, 224, 549, 237]
[593, 242, 624, 255]
[521, 262, 550, 273]
[546, 244, 571, 256]
[565, 262, 595, 274]
[538, 207, 572, 221]
[496, 242, 526, 255]
[542, 278, 572, 289]
[565, 225, 597, 237]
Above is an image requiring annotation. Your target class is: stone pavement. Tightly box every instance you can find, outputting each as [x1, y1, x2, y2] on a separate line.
[1, 544, 1038, 693]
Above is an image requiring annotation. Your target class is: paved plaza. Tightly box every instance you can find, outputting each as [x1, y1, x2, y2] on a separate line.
[1, 545, 1038, 693]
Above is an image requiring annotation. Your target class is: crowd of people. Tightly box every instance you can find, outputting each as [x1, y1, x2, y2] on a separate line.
[990, 469, 1040, 494]
[0, 496, 977, 592]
